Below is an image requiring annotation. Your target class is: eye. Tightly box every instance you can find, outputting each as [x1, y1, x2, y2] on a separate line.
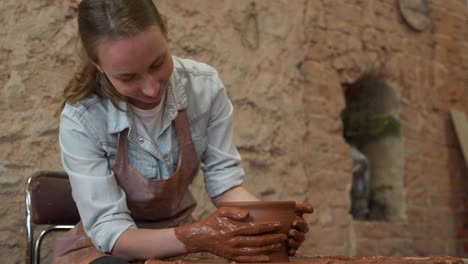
[118, 75, 136, 82]
[150, 60, 165, 70]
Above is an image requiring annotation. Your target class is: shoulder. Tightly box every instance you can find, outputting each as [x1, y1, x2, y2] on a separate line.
[62, 94, 110, 120]
[171, 57, 225, 122]
[171, 57, 224, 114]
[61, 94, 111, 138]
[173, 56, 218, 77]
[172, 56, 222, 96]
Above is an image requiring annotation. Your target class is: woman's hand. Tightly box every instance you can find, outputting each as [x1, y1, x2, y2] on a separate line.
[174, 207, 286, 263]
[287, 202, 314, 256]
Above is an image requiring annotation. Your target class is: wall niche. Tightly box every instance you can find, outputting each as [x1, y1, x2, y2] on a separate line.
[341, 73, 406, 222]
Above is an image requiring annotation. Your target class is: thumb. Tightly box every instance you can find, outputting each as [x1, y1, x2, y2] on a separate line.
[218, 207, 250, 221]
[295, 202, 314, 215]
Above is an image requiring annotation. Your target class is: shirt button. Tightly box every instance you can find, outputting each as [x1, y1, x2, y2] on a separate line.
[163, 154, 169, 160]
[138, 138, 144, 144]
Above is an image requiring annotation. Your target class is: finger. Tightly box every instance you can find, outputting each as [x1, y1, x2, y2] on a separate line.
[288, 229, 305, 243]
[232, 255, 270, 263]
[292, 217, 309, 233]
[288, 248, 297, 256]
[234, 221, 281, 236]
[288, 237, 301, 250]
[218, 207, 249, 221]
[230, 233, 287, 247]
[235, 243, 283, 256]
[295, 202, 314, 215]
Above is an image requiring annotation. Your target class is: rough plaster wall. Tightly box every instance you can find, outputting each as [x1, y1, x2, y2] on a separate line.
[1, 0, 78, 263]
[0, 0, 467, 263]
[301, 0, 468, 257]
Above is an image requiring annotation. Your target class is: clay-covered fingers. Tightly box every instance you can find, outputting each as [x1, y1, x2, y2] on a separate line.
[233, 242, 283, 256]
[231, 221, 282, 236]
[230, 233, 287, 247]
[288, 247, 297, 256]
[231, 255, 271, 263]
[287, 203, 313, 257]
[287, 216, 308, 252]
[288, 228, 305, 244]
[295, 202, 314, 215]
[287, 234, 302, 256]
[287, 228, 305, 255]
[218, 207, 250, 221]
[292, 217, 309, 233]
[175, 206, 291, 261]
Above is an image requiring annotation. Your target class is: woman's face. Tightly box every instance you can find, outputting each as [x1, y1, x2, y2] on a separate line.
[96, 26, 173, 110]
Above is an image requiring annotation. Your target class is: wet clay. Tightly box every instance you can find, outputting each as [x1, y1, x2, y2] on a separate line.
[174, 206, 286, 263]
[145, 256, 466, 264]
[218, 201, 297, 262]
[306, 256, 466, 264]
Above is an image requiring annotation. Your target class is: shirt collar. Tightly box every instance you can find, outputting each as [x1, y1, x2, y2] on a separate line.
[107, 99, 131, 135]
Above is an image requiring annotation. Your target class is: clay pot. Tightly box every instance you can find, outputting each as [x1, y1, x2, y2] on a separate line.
[219, 201, 296, 262]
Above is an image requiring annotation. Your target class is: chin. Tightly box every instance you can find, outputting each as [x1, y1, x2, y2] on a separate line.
[130, 98, 161, 110]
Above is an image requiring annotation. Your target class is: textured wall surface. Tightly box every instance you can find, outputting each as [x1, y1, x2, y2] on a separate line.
[0, 0, 467, 263]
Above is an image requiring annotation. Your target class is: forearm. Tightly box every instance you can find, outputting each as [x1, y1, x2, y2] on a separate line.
[211, 185, 260, 207]
[111, 228, 187, 261]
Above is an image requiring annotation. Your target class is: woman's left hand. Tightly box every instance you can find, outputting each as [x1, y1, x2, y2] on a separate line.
[287, 202, 314, 256]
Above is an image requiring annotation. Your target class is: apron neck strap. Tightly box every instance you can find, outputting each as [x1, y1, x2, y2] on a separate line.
[115, 130, 128, 164]
[174, 109, 191, 146]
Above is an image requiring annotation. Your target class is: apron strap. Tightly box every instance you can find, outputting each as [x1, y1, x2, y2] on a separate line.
[115, 131, 128, 165]
[174, 109, 192, 147]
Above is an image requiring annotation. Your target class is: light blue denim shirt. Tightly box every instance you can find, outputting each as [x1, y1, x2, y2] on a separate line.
[59, 56, 244, 253]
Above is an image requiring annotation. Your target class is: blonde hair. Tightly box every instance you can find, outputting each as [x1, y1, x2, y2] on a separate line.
[63, 0, 167, 110]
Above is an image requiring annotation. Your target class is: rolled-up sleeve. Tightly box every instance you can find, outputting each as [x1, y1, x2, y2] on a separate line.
[59, 107, 136, 253]
[202, 74, 244, 198]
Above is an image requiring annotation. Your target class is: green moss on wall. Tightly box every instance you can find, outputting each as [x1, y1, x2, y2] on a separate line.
[342, 111, 401, 142]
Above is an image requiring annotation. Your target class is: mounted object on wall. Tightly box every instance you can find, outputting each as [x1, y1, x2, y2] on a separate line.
[241, 2, 260, 50]
[398, 0, 431, 31]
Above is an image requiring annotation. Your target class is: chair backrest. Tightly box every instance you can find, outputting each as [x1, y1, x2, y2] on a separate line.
[26, 171, 80, 264]
[29, 171, 80, 225]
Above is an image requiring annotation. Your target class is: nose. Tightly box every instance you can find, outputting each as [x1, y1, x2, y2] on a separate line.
[141, 74, 160, 98]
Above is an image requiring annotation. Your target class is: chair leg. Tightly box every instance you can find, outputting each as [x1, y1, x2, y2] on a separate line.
[25, 176, 34, 264]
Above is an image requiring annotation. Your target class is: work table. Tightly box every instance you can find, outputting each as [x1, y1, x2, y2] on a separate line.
[146, 256, 468, 264]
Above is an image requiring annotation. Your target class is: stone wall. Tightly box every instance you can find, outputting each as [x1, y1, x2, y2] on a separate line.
[299, 0, 467, 257]
[0, 0, 467, 263]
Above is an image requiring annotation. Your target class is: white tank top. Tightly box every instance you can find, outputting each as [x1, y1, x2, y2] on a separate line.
[132, 95, 170, 154]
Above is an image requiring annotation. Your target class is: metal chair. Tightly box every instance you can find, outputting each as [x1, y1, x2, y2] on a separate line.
[25, 171, 80, 264]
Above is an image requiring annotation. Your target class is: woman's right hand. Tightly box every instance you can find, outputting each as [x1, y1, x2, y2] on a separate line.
[174, 207, 286, 262]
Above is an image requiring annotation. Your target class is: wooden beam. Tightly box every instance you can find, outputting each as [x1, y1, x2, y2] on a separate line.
[450, 110, 468, 168]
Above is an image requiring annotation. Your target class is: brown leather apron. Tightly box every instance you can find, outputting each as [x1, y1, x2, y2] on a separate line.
[53, 109, 199, 263]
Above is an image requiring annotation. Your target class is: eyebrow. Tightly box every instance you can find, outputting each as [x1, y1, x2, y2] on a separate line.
[114, 52, 166, 78]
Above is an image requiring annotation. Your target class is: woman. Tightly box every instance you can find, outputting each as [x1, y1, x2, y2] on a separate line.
[54, 1, 313, 263]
